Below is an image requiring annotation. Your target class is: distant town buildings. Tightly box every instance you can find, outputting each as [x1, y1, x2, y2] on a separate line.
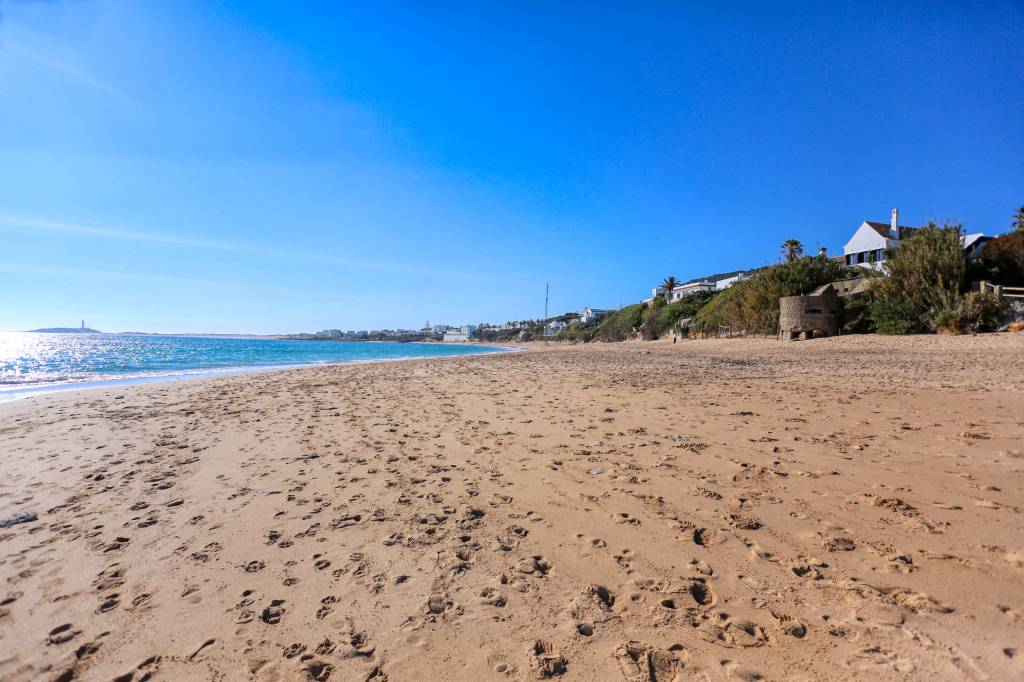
[443, 324, 477, 342]
[543, 320, 567, 337]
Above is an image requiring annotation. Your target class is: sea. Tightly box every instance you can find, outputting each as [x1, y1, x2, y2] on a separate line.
[0, 332, 512, 401]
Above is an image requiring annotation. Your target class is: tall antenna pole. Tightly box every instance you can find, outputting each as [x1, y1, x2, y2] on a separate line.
[544, 283, 549, 322]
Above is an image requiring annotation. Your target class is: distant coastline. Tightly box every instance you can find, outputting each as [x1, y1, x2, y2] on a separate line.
[28, 327, 103, 334]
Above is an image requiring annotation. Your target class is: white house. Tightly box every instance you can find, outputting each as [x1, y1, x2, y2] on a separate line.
[714, 271, 748, 290]
[963, 233, 991, 260]
[844, 209, 990, 270]
[580, 307, 611, 325]
[669, 280, 715, 301]
[843, 209, 918, 270]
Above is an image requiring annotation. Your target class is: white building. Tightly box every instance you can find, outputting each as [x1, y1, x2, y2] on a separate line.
[442, 324, 477, 342]
[963, 233, 991, 260]
[580, 307, 611, 325]
[543, 320, 566, 337]
[843, 209, 918, 270]
[844, 209, 989, 270]
[714, 272, 748, 290]
[667, 280, 715, 301]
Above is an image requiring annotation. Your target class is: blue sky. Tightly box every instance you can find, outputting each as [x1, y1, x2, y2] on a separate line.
[1, 1, 1021, 333]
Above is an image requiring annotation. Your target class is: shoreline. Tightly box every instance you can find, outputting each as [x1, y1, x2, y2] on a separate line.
[0, 343, 525, 403]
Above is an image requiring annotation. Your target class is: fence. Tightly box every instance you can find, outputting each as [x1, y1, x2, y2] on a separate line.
[680, 323, 777, 340]
[980, 281, 1024, 300]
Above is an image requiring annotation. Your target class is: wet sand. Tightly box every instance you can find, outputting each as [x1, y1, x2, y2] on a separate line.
[1, 334, 1022, 681]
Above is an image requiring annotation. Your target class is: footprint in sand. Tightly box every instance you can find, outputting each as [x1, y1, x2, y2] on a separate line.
[283, 643, 307, 659]
[531, 640, 567, 678]
[720, 659, 765, 681]
[480, 587, 507, 607]
[301, 659, 334, 681]
[823, 537, 856, 552]
[486, 652, 516, 675]
[516, 556, 552, 576]
[260, 599, 286, 624]
[97, 593, 120, 613]
[616, 641, 685, 682]
[426, 593, 451, 614]
[697, 614, 769, 648]
[692, 528, 717, 547]
[769, 610, 807, 638]
[46, 623, 80, 645]
[688, 558, 714, 576]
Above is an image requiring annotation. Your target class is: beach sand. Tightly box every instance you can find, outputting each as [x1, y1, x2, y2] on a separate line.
[1, 334, 1023, 681]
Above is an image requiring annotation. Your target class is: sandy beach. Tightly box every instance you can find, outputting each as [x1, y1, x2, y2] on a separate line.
[1, 334, 1023, 681]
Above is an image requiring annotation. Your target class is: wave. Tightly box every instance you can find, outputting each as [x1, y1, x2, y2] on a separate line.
[0, 345, 518, 400]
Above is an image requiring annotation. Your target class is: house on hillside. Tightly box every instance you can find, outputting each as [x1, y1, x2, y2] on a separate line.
[663, 279, 715, 302]
[648, 269, 755, 304]
[543, 320, 566, 337]
[843, 209, 919, 270]
[713, 271, 750, 290]
[963, 233, 991, 260]
[580, 307, 611, 325]
[844, 208, 989, 270]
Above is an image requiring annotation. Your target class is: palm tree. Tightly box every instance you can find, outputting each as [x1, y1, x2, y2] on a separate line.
[1013, 205, 1024, 233]
[781, 238, 804, 262]
[661, 276, 679, 301]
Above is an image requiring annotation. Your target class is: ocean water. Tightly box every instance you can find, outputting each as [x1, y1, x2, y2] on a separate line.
[0, 332, 511, 400]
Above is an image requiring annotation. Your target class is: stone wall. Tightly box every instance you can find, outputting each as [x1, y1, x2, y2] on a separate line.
[778, 294, 840, 341]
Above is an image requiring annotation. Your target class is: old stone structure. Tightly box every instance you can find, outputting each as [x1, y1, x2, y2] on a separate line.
[778, 283, 842, 341]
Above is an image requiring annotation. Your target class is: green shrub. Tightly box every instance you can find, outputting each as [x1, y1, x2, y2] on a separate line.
[869, 222, 1006, 334]
[693, 256, 853, 334]
[594, 304, 645, 342]
[693, 285, 737, 331]
[869, 299, 923, 335]
[874, 222, 965, 319]
[930, 291, 1006, 334]
[640, 291, 716, 339]
[840, 292, 875, 334]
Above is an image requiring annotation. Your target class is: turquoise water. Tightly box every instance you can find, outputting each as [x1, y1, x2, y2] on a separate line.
[0, 332, 510, 399]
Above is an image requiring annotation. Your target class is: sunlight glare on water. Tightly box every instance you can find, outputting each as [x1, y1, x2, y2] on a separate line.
[0, 332, 507, 397]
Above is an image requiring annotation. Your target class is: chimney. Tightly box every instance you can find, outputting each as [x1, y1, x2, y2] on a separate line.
[890, 208, 900, 239]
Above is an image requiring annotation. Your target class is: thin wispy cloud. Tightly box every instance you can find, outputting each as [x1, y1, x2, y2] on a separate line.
[0, 259, 354, 300]
[0, 214, 526, 287]
[5, 42, 141, 110]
